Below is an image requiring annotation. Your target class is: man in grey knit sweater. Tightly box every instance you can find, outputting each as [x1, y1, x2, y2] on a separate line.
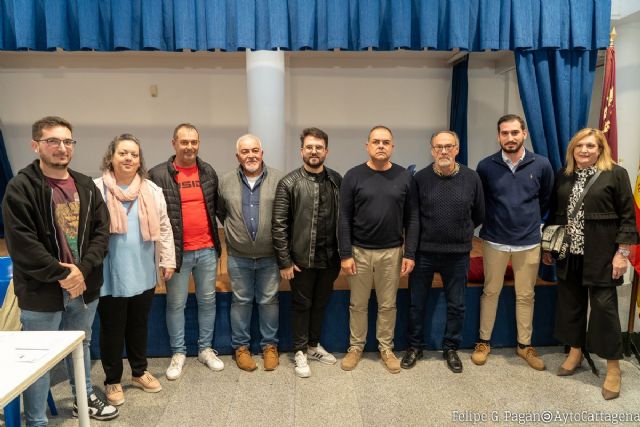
[218, 134, 284, 372]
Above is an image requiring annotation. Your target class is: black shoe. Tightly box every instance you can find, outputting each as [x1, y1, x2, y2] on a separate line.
[401, 348, 423, 369]
[443, 349, 463, 373]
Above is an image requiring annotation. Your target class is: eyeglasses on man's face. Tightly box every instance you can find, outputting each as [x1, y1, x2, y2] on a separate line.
[37, 138, 77, 148]
[431, 144, 457, 152]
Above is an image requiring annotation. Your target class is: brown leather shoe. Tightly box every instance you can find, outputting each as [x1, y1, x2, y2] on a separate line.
[262, 344, 279, 371]
[516, 346, 545, 371]
[105, 383, 124, 406]
[471, 342, 490, 365]
[341, 346, 362, 371]
[557, 356, 583, 376]
[602, 369, 621, 400]
[380, 348, 401, 374]
[235, 346, 257, 371]
[132, 371, 162, 393]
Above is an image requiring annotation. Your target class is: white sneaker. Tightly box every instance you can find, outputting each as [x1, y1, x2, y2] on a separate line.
[198, 348, 224, 371]
[307, 344, 337, 365]
[166, 353, 186, 380]
[294, 351, 311, 378]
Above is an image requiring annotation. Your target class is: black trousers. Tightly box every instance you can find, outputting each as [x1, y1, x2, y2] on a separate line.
[554, 255, 623, 360]
[98, 287, 156, 384]
[290, 264, 340, 352]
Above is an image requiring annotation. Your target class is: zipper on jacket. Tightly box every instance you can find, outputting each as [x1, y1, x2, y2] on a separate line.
[47, 186, 63, 262]
[77, 189, 92, 261]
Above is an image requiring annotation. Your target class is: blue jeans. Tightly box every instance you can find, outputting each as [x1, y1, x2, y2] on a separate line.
[20, 295, 98, 427]
[407, 252, 469, 350]
[166, 247, 217, 354]
[227, 255, 279, 349]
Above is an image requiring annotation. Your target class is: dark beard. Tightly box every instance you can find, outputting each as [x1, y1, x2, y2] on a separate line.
[502, 141, 523, 153]
[303, 157, 324, 168]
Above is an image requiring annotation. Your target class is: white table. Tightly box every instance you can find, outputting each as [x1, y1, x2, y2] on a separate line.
[0, 330, 90, 426]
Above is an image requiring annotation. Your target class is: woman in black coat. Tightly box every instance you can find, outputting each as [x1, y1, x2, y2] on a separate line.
[543, 128, 638, 400]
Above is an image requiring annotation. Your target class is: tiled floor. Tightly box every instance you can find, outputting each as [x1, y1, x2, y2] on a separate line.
[11, 347, 638, 426]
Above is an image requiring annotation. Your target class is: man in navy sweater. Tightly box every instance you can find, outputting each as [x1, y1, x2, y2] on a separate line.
[401, 131, 484, 373]
[471, 114, 554, 370]
[339, 125, 419, 373]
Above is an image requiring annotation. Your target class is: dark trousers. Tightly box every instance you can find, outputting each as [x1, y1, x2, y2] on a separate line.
[407, 251, 469, 350]
[554, 255, 623, 360]
[98, 287, 156, 384]
[290, 264, 340, 352]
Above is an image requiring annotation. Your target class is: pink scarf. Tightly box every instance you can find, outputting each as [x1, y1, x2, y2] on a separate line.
[102, 171, 160, 241]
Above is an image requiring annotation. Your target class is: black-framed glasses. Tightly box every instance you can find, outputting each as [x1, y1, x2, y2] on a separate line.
[37, 138, 77, 148]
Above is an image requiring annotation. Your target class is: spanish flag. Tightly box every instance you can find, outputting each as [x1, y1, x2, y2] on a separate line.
[632, 166, 640, 318]
[632, 167, 640, 275]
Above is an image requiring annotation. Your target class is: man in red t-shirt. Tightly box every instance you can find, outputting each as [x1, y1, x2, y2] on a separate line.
[149, 124, 223, 380]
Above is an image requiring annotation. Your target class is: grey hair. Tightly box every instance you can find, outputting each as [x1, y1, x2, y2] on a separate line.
[235, 134, 263, 153]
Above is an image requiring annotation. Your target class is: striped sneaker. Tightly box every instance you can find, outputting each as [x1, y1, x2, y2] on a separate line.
[307, 343, 337, 365]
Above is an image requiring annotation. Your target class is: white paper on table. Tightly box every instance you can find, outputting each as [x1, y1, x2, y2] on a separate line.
[14, 349, 50, 363]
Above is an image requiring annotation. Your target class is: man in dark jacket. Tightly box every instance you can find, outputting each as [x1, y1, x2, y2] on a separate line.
[471, 114, 554, 371]
[2, 116, 117, 424]
[148, 123, 223, 380]
[272, 127, 342, 378]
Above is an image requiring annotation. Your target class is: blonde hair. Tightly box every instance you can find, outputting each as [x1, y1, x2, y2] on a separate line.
[564, 128, 615, 175]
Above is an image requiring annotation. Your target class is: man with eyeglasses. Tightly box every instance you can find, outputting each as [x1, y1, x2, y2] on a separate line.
[471, 114, 554, 370]
[339, 125, 419, 373]
[272, 127, 342, 377]
[400, 131, 484, 373]
[149, 123, 224, 380]
[2, 116, 118, 424]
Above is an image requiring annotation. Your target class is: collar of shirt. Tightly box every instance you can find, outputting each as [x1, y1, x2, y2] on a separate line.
[501, 149, 526, 172]
[238, 166, 266, 189]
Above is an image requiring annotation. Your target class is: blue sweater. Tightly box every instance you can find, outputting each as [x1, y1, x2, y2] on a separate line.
[477, 150, 554, 246]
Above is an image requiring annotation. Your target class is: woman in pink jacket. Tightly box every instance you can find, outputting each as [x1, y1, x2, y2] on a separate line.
[94, 134, 175, 407]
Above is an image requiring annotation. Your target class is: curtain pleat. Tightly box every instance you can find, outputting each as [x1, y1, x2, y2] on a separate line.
[0, 0, 611, 52]
[449, 56, 469, 166]
[0, 129, 13, 238]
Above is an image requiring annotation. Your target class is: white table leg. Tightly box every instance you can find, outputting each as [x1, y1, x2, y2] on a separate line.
[72, 344, 90, 427]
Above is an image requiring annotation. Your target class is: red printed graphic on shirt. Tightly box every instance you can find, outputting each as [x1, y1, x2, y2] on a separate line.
[174, 164, 214, 251]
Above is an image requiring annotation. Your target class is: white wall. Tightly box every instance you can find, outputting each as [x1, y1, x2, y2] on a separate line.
[0, 50, 521, 178]
[0, 52, 248, 177]
[615, 12, 640, 183]
[3, 44, 635, 180]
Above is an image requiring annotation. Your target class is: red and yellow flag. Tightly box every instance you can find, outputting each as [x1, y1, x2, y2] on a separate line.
[632, 165, 640, 319]
[631, 168, 640, 275]
[599, 45, 617, 161]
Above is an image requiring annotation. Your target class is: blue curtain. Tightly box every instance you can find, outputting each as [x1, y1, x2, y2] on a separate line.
[449, 56, 468, 166]
[514, 48, 597, 282]
[0, 0, 611, 52]
[514, 49, 598, 172]
[0, 129, 13, 238]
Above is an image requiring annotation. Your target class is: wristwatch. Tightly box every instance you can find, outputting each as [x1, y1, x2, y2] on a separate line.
[617, 247, 631, 258]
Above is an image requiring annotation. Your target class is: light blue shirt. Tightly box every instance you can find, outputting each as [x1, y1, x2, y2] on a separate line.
[101, 192, 156, 297]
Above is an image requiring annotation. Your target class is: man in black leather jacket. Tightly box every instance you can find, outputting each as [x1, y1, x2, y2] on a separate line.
[272, 127, 342, 378]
